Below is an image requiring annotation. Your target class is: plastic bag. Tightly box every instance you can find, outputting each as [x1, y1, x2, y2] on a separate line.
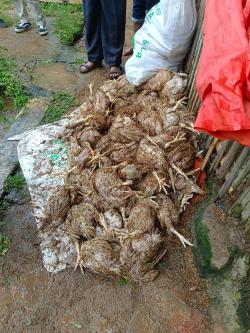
[195, 0, 250, 147]
[125, 0, 197, 86]
[17, 120, 76, 273]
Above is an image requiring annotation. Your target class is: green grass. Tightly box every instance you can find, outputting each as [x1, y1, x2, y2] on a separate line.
[41, 91, 75, 124]
[4, 174, 26, 192]
[0, 199, 9, 214]
[0, 233, 11, 256]
[237, 264, 250, 331]
[41, 3, 83, 46]
[0, 0, 12, 11]
[192, 178, 217, 277]
[41, 3, 82, 17]
[117, 278, 129, 286]
[193, 206, 213, 276]
[0, 0, 15, 27]
[0, 51, 29, 110]
[0, 12, 15, 27]
[54, 6, 83, 46]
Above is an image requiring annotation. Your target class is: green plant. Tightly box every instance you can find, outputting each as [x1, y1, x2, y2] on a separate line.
[54, 6, 83, 45]
[75, 58, 83, 65]
[0, 0, 13, 11]
[117, 278, 129, 286]
[41, 2, 82, 17]
[4, 174, 26, 192]
[0, 199, 9, 213]
[0, 1, 15, 27]
[0, 96, 4, 110]
[0, 233, 11, 256]
[41, 91, 75, 124]
[0, 12, 15, 27]
[41, 2, 61, 17]
[0, 51, 29, 110]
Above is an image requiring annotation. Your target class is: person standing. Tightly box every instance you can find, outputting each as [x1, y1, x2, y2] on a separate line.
[124, 0, 159, 56]
[15, 0, 48, 36]
[80, 0, 126, 80]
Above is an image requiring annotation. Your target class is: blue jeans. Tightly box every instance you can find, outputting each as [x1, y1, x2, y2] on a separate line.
[132, 0, 159, 22]
[83, 0, 126, 66]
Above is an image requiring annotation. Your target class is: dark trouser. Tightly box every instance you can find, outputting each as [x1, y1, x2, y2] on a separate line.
[83, 0, 126, 67]
[132, 0, 159, 22]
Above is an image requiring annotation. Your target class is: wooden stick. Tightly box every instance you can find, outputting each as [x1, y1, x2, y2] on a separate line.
[200, 137, 219, 172]
[216, 147, 249, 199]
[217, 141, 241, 180]
[205, 135, 213, 150]
[230, 187, 250, 213]
[230, 153, 250, 192]
[209, 141, 231, 172]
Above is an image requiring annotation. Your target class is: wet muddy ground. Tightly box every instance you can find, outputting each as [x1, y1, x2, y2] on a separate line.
[0, 188, 213, 333]
[0, 2, 248, 333]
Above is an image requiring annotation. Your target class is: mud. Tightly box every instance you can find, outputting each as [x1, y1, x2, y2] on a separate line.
[0, 191, 213, 333]
[0, 1, 246, 332]
[33, 63, 80, 93]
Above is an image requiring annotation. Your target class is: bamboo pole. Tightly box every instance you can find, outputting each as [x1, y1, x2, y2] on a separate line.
[230, 153, 250, 192]
[216, 147, 249, 199]
[201, 138, 219, 171]
[209, 141, 231, 172]
[205, 135, 213, 150]
[230, 187, 250, 216]
[217, 141, 242, 180]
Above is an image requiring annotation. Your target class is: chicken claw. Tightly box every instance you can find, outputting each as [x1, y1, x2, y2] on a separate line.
[74, 241, 85, 274]
[170, 227, 193, 248]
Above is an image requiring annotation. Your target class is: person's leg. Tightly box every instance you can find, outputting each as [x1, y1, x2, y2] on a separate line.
[123, 0, 146, 57]
[132, 0, 147, 24]
[15, 0, 47, 34]
[83, 0, 103, 65]
[101, 0, 126, 77]
[27, 0, 46, 27]
[15, 0, 32, 32]
[146, 0, 159, 11]
[15, 0, 29, 24]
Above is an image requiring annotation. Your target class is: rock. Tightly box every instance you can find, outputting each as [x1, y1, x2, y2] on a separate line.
[208, 255, 249, 333]
[229, 227, 246, 252]
[199, 203, 231, 271]
[203, 203, 231, 270]
[0, 97, 50, 198]
[5, 189, 29, 205]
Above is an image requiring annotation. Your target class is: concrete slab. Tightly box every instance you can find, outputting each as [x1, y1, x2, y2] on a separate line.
[0, 97, 50, 197]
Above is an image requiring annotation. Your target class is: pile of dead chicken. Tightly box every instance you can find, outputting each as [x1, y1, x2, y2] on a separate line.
[43, 69, 202, 282]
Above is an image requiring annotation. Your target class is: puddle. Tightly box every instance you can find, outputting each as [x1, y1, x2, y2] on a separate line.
[32, 63, 79, 92]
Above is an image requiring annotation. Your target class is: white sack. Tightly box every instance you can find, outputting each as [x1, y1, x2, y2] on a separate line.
[125, 0, 197, 85]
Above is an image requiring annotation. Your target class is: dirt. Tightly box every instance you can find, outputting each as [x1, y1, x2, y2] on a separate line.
[0, 188, 213, 333]
[0, 1, 243, 333]
[33, 63, 80, 93]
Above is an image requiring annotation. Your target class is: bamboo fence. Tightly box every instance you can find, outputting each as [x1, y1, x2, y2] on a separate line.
[185, 0, 250, 222]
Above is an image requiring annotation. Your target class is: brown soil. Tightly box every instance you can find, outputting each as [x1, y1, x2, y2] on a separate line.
[0, 193, 212, 333]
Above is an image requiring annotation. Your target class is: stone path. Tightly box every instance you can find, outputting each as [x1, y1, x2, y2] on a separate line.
[0, 97, 50, 197]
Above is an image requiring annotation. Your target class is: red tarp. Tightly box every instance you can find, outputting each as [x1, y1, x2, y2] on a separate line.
[195, 0, 250, 147]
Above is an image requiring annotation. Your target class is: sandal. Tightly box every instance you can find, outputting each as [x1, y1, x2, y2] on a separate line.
[109, 66, 123, 80]
[79, 61, 102, 74]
